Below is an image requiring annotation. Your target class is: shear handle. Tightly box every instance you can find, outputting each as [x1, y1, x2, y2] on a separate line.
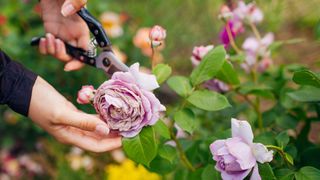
[30, 37, 96, 67]
[77, 8, 111, 48]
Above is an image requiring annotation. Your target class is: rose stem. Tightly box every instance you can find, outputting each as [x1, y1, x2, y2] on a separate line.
[225, 21, 242, 54]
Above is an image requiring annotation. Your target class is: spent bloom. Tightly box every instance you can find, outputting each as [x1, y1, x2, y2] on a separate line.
[100, 12, 124, 38]
[203, 79, 229, 93]
[77, 85, 95, 104]
[210, 118, 273, 180]
[241, 33, 274, 72]
[149, 25, 167, 47]
[233, 1, 263, 24]
[92, 63, 165, 137]
[190, 45, 214, 66]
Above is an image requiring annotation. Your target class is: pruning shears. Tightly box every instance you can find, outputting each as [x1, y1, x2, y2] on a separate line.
[31, 8, 129, 76]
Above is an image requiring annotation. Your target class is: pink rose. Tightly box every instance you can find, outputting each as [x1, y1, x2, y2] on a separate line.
[77, 86, 95, 104]
[210, 118, 273, 180]
[93, 63, 166, 137]
[190, 45, 214, 66]
[149, 25, 167, 47]
[234, 1, 263, 24]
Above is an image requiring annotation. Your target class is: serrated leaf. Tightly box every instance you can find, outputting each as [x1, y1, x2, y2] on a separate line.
[216, 61, 240, 85]
[167, 76, 193, 97]
[152, 63, 172, 84]
[259, 163, 276, 180]
[295, 166, 320, 180]
[158, 145, 177, 163]
[174, 108, 196, 134]
[122, 127, 157, 166]
[153, 120, 170, 139]
[288, 86, 320, 102]
[188, 90, 230, 111]
[190, 46, 226, 86]
[293, 69, 320, 88]
[276, 131, 290, 148]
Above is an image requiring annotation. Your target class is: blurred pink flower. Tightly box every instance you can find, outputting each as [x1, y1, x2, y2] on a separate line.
[210, 118, 273, 180]
[93, 63, 166, 137]
[218, 5, 233, 20]
[203, 79, 229, 93]
[241, 33, 274, 72]
[133, 28, 153, 56]
[190, 45, 214, 66]
[258, 57, 273, 73]
[100, 12, 124, 38]
[149, 25, 167, 47]
[220, 18, 244, 48]
[233, 1, 263, 24]
[77, 85, 95, 104]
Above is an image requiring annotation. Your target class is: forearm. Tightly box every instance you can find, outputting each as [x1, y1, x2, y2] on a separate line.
[0, 50, 38, 116]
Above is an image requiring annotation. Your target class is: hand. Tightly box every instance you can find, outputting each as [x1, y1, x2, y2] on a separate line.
[39, 0, 89, 71]
[28, 77, 122, 153]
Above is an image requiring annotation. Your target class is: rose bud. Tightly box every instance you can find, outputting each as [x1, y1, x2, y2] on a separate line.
[149, 25, 167, 47]
[77, 85, 95, 104]
[190, 45, 214, 66]
[93, 63, 166, 137]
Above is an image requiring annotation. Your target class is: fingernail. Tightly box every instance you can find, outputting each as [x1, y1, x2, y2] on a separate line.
[61, 3, 75, 17]
[95, 125, 110, 136]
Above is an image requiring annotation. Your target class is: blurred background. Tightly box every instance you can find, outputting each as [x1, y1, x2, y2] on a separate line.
[0, 0, 319, 179]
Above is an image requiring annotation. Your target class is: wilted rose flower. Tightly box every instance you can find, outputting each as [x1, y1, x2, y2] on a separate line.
[233, 1, 263, 24]
[100, 12, 123, 38]
[190, 45, 214, 66]
[93, 63, 166, 137]
[77, 85, 95, 105]
[210, 118, 273, 180]
[203, 79, 229, 93]
[149, 25, 167, 47]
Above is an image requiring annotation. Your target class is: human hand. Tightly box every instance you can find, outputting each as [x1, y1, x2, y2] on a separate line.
[28, 77, 122, 153]
[39, 0, 89, 71]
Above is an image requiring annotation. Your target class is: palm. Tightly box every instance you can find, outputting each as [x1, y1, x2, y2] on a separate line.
[40, 0, 89, 48]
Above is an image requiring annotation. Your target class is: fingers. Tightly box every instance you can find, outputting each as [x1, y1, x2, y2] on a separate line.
[64, 60, 85, 71]
[60, 127, 122, 153]
[56, 109, 110, 136]
[61, 0, 87, 17]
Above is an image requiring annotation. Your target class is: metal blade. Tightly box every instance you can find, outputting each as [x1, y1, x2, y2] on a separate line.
[96, 51, 129, 77]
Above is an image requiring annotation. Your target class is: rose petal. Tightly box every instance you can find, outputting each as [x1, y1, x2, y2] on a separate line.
[231, 118, 254, 144]
[226, 137, 256, 170]
[251, 143, 273, 163]
[250, 164, 261, 180]
[221, 168, 251, 180]
[129, 63, 159, 91]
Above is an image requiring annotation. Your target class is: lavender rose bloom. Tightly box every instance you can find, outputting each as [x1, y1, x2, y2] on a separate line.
[93, 63, 166, 137]
[210, 118, 273, 180]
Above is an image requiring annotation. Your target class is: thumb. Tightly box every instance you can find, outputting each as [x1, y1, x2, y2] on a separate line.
[61, 110, 110, 136]
[61, 0, 87, 17]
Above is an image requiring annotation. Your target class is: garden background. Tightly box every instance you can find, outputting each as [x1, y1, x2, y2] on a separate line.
[0, 0, 320, 179]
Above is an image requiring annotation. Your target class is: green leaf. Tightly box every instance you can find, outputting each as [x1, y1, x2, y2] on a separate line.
[259, 163, 276, 180]
[174, 108, 196, 134]
[201, 164, 221, 180]
[153, 120, 170, 139]
[276, 131, 290, 148]
[288, 86, 320, 102]
[187, 90, 230, 111]
[158, 145, 177, 163]
[190, 46, 226, 86]
[239, 85, 274, 99]
[285, 153, 294, 166]
[275, 169, 295, 180]
[295, 166, 320, 180]
[122, 127, 157, 166]
[293, 70, 320, 88]
[216, 61, 240, 85]
[167, 76, 193, 97]
[152, 63, 172, 84]
[229, 53, 245, 63]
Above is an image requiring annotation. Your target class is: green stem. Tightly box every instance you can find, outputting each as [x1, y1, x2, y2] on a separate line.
[266, 145, 293, 167]
[249, 22, 262, 41]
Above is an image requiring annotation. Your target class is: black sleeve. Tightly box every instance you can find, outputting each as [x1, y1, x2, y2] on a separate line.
[0, 49, 38, 116]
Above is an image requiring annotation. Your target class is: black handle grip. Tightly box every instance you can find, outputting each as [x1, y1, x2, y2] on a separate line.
[77, 8, 111, 48]
[30, 37, 96, 67]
